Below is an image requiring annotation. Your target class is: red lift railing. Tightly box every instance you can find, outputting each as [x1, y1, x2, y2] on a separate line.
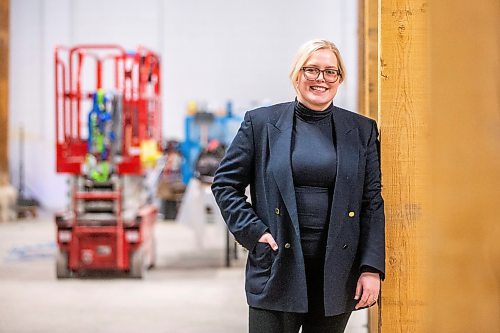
[54, 44, 162, 175]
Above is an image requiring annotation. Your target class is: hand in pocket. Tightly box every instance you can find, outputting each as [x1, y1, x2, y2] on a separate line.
[258, 232, 278, 251]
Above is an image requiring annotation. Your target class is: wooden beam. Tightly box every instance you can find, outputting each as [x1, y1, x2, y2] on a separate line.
[367, 0, 499, 331]
[427, 0, 500, 331]
[359, 0, 382, 331]
[358, 0, 379, 120]
[378, 0, 429, 331]
[0, 0, 9, 185]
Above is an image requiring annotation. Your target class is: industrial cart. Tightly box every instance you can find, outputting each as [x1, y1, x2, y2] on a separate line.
[54, 45, 162, 278]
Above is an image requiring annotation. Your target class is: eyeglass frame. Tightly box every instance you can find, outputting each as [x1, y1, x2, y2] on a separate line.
[301, 66, 342, 83]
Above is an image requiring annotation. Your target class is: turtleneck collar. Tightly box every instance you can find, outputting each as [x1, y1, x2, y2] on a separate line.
[294, 98, 333, 122]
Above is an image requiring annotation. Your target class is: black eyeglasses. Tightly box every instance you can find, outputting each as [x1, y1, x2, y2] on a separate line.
[301, 67, 341, 83]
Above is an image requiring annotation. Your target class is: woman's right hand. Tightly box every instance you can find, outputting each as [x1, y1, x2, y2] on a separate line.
[258, 233, 278, 251]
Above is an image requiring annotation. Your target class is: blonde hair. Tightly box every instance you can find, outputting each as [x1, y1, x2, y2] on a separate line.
[290, 39, 346, 91]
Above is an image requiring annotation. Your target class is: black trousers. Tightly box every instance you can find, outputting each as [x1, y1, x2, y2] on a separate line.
[249, 307, 351, 333]
[248, 257, 352, 333]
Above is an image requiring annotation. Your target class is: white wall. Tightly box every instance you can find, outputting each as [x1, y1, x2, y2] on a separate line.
[9, 0, 358, 210]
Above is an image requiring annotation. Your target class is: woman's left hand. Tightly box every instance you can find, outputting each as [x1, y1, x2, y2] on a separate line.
[354, 272, 380, 309]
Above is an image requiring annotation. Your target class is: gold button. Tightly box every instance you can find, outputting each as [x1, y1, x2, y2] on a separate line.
[275, 208, 280, 215]
[284, 243, 291, 249]
[348, 211, 355, 218]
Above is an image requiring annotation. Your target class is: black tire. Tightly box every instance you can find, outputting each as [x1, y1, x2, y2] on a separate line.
[56, 251, 71, 279]
[129, 248, 145, 279]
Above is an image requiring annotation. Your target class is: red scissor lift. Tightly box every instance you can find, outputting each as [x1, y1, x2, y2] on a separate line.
[54, 45, 162, 278]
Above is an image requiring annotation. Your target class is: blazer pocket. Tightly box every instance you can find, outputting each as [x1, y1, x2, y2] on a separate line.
[254, 242, 272, 268]
[246, 243, 273, 294]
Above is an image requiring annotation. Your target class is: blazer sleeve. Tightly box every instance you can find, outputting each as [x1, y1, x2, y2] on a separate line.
[211, 111, 269, 251]
[359, 120, 386, 280]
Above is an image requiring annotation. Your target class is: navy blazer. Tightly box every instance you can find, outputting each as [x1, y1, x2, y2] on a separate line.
[212, 101, 385, 316]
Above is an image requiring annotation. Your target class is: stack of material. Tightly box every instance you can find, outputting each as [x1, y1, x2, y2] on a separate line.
[0, 176, 17, 222]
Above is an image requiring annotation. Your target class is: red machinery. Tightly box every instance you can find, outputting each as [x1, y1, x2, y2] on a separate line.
[54, 45, 162, 278]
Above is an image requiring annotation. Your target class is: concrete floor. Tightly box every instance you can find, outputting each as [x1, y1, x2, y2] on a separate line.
[0, 214, 368, 333]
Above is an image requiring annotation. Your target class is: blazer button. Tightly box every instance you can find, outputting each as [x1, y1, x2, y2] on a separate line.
[284, 243, 291, 249]
[275, 208, 280, 215]
[348, 211, 355, 218]
[343, 244, 348, 249]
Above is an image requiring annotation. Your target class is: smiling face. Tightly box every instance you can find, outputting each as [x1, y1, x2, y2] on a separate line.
[296, 49, 342, 111]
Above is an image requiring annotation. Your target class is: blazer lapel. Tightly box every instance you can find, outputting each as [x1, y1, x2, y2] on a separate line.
[267, 103, 300, 237]
[329, 107, 359, 243]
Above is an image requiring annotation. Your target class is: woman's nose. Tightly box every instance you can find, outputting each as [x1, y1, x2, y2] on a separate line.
[316, 71, 326, 82]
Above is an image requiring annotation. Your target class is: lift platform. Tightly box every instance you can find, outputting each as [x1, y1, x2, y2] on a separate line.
[54, 45, 162, 278]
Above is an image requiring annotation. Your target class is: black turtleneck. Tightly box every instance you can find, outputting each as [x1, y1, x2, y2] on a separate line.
[292, 100, 336, 187]
[292, 100, 337, 258]
[295, 100, 333, 122]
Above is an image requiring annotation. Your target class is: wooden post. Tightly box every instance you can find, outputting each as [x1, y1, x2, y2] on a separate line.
[362, 0, 500, 331]
[359, 0, 382, 330]
[358, 0, 379, 120]
[0, 0, 9, 185]
[378, 0, 429, 331]
[427, 0, 500, 331]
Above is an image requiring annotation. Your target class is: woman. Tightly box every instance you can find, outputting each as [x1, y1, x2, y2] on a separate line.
[212, 39, 385, 333]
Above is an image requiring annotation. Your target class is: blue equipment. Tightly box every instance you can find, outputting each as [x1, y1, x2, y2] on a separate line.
[180, 101, 242, 184]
